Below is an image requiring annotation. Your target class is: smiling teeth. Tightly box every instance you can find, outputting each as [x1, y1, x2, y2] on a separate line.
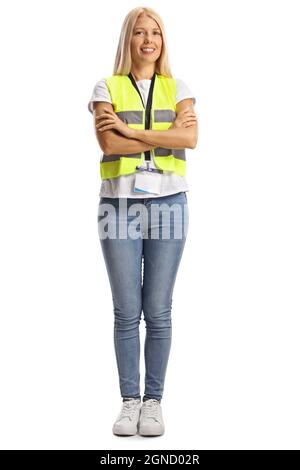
[142, 48, 154, 51]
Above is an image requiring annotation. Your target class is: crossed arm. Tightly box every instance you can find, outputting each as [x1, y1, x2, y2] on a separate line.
[101, 127, 197, 155]
[93, 98, 198, 155]
[130, 126, 197, 150]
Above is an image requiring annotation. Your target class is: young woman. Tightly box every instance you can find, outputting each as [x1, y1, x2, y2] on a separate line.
[88, 6, 198, 437]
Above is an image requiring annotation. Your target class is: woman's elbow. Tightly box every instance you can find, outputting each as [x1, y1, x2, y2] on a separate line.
[95, 129, 112, 155]
[191, 137, 198, 149]
[185, 128, 198, 149]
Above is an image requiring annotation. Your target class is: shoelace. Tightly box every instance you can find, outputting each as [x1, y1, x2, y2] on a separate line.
[142, 399, 161, 421]
[118, 400, 141, 421]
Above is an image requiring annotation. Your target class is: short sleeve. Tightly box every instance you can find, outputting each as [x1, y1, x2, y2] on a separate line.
[176, 78, 196, 106]
[88, 78, 112, 113]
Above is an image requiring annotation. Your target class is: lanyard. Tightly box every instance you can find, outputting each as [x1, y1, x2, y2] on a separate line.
[128, 72, 156, 163]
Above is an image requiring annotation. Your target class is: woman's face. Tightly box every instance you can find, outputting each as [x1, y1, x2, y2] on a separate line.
[130, 15, 162, 66]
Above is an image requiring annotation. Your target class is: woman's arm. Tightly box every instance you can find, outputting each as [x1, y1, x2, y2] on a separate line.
[101, 130, 158, 156]
[131, 127, 197, 150]
[93, 102, 157, 155]
[131, 99, 198, 149]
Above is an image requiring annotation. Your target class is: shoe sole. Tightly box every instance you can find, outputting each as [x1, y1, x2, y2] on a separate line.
[138, 424, 165, 437]
[139, 431, 165, 436]
[112, 427, 138, 436]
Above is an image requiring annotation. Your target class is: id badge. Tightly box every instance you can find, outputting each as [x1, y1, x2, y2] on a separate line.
[134, 170, 162, 194]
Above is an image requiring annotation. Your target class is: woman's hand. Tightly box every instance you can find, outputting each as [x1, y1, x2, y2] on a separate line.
[169, 107, 198, 129]
[95, 108, 135, 139]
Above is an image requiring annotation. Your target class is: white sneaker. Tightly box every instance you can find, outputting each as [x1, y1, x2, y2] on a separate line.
[138, 399, 165, 436]
[112, 398, 141, 436]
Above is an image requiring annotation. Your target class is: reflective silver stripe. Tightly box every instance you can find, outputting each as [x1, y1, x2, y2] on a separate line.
[116, 111, 143, 124]
[173, 149, 186, 160]
[154, 148, 186, 160]
[154, 148, 172, 156]
[102, 153, 141, 162]
[115, 109, 175, 124]
[154, 109, 176, 122]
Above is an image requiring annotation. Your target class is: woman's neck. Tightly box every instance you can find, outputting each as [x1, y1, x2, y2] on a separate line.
[130, 65, 156, 81]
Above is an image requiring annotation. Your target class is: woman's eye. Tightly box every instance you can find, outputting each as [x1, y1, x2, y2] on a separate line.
[135, 31, 161, 35]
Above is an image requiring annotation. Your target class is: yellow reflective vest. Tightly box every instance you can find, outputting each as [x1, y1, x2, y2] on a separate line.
[100, 73, 186, 180]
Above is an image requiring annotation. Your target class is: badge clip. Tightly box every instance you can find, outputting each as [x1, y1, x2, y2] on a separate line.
[135, 163, 163, 174]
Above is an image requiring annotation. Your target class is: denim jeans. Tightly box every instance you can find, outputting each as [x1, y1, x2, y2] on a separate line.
[97, 191, 189, 403]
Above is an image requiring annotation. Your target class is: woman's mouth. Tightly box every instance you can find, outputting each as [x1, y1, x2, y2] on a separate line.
[140, 47, 155, 55]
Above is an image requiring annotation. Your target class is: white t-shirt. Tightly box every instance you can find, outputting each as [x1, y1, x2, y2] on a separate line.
[88, 77, 196, 198]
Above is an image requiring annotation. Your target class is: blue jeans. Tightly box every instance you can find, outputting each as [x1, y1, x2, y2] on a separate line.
[97, 191, 189, 403]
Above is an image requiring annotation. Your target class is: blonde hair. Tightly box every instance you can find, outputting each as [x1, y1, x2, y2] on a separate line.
[113, 7, 172, 77]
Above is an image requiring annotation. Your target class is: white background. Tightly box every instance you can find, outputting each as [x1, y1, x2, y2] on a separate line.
[0, 0, 299, 450]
